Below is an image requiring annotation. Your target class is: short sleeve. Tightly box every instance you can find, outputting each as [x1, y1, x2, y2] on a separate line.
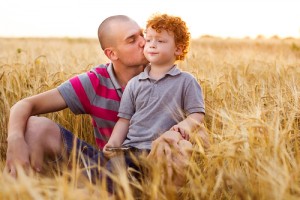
[184, 77, 205, 115]
[118, 79, 136, 119]
[57, 72, 97, 114]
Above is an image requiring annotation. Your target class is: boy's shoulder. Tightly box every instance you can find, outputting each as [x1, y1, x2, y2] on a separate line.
[178, 70, 197, 80]
[126, 74, 141, 89]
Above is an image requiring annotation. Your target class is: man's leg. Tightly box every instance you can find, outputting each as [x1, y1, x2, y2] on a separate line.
[59, 126, 107, 183]
[107, 149, 150, 195]
[24, 116, 63, 172]
[170, 140, 193, 187]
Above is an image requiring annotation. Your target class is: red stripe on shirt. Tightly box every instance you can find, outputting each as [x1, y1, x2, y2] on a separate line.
[99, 127, 113, 137]
[92, 119, 97, 126]
[92, 120, 114, 138]
[93, 67, 110, 78]
[93, 122, 114, 149]
[90, 105, 118, 121]
[95, 138, 106, 149]
[70, 77, 91, 113]
[88, 72, 120, 101]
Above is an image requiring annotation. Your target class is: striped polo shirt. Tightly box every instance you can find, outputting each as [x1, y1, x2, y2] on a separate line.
[57, 63, 122, 149]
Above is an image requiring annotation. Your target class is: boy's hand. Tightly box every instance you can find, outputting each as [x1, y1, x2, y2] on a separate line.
[103, 144, 117, 158]
[170, 125, 190, 141]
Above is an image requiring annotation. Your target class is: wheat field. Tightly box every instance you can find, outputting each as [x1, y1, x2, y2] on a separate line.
[0, 37, 300, 199]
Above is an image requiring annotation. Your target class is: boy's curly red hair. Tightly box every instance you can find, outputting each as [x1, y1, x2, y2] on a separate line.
[146, 13, 190, 61]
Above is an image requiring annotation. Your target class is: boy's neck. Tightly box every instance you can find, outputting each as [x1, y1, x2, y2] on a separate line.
[149, 64, 175, 80]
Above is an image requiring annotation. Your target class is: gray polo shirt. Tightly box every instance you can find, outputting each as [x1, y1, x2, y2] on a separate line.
[119, 65, 205, 149]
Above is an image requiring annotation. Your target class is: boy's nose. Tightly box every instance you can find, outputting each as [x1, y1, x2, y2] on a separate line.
[149, 41, 156, 48]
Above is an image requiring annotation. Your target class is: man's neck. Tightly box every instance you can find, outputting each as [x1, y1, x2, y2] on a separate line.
[113, 64, 144, 87]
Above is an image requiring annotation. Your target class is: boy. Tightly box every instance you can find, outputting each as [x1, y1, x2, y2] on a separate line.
[103, 14, 205, 166]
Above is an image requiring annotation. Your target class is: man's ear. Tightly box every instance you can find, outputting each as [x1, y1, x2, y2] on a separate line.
[104, 48, 118, 60]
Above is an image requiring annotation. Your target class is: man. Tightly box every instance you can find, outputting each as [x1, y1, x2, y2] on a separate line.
[4, 15, 191, 178]
[6, 16, 148, 176]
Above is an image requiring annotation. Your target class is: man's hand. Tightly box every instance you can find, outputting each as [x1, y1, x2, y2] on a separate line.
[4, 136, 30, 177]
[147, 130, 183, 161]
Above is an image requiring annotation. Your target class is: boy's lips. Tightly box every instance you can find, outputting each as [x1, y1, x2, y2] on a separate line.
[147, 52, 158, 55]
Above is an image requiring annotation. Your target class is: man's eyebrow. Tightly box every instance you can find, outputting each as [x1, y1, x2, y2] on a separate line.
[125, 29, 144, 41]
[125, 34, 136, 41]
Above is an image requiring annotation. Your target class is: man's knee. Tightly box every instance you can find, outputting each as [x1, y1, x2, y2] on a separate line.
[25, 116, 62, 154]
[26, 116, 52, 139]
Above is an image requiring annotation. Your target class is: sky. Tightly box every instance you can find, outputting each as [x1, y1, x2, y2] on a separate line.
[1, 0, 299, 39]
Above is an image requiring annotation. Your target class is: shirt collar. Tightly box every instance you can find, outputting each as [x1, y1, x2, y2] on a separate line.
[107, 63, 122, 90]
[138, 64, 181, 80]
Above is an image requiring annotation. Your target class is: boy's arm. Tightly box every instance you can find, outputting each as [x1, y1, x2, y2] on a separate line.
[106, 118, 129, 146]
[149, 113, 209, 162]
[103, 118, 129, 158]
[170, 113, 204, 140]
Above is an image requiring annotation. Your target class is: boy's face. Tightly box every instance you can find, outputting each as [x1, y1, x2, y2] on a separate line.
[144, 27, 182, 67]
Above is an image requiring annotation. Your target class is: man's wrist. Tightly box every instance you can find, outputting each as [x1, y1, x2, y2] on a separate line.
[6, 132, 24, 142]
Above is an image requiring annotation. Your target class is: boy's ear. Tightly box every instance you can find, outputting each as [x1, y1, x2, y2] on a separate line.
[104, 48, 118, 60]
[175, 45, 183, 56]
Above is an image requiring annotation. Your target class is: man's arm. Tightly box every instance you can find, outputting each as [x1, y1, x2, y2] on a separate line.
[5, 88, 67, 175]
[7, 88, 67, 141]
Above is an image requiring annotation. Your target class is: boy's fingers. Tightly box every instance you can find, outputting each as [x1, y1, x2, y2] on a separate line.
[164, 144, 172, 162]
[172, 126, 179, 132]
[103, 149, 117, 158]
[164, 137, 180, 151]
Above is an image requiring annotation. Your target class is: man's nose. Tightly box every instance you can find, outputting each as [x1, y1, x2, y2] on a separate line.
[139, 36, 146, 47]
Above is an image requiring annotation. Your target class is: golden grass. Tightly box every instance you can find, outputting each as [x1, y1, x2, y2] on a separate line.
[1, 37, 300, 199]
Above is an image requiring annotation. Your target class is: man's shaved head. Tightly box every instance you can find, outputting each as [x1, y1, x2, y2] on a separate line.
[98, 15, 132, 50]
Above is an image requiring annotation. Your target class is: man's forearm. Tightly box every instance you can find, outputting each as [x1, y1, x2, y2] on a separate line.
[7, 101, 33, 141]
[7, 89, 67, 141]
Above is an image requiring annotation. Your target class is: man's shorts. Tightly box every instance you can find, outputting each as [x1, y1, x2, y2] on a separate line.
[58, 124, 106, 166]
[57, 124, 150, 190]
